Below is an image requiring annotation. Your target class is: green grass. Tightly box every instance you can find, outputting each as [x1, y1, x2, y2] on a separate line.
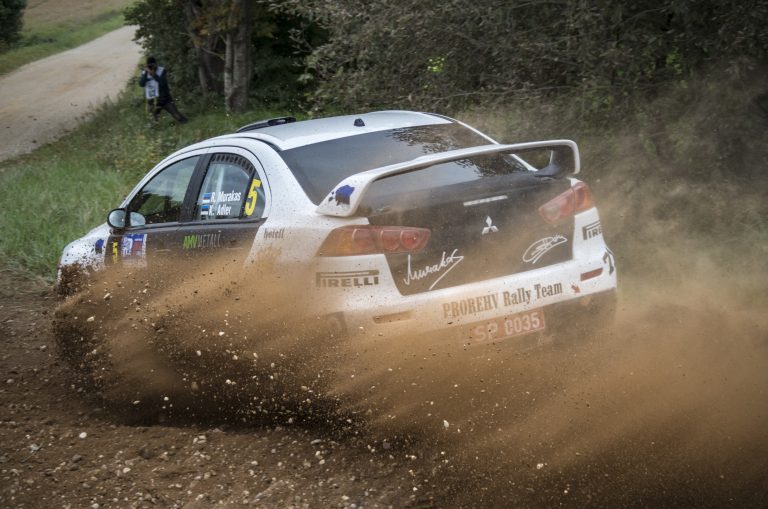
[0, 10, 126, 76]
[0, 92, 292, 281]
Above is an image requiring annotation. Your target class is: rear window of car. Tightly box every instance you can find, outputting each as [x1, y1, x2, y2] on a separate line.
[361, 151, 536, 209]
[278, 123, 491, 204]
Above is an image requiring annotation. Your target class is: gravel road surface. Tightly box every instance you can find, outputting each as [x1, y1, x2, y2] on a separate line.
[0, 26, 140, 162]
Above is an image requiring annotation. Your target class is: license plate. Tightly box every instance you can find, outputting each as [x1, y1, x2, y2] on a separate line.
[467, 309, 546, 343]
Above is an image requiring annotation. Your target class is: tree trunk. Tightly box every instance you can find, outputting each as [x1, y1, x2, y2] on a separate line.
[182, 1, 224, 95]
[224, 0, 252, 113]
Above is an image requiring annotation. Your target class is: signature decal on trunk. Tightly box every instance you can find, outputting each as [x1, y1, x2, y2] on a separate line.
[522, 235, 567, 264]
[403, 249, 464, 290]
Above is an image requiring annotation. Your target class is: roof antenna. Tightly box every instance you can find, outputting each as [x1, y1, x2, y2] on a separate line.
[354, 118, 365, 127]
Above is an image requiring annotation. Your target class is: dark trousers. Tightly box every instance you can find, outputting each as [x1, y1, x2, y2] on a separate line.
[148, 99, 188, 123]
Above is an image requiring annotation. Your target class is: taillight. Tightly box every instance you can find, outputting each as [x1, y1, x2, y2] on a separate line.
[538, 182, 594, 224]
[318, 226, 431, 256]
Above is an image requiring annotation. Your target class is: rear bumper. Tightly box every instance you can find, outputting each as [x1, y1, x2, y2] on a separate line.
[325, 288, 616, 346]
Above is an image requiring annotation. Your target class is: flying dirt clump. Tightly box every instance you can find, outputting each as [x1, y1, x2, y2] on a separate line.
[53, 252, 356, 427]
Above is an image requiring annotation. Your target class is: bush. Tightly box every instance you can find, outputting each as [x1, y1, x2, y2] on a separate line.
[461, 59, 768, 278]
[125, 0, 324, 108]
[124, 0, 198, 96]
[0, 0, 26, 52]
[280, 0, 768, 114]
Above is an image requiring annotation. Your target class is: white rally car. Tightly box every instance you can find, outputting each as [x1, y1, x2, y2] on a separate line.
[59, 111, 616, 346]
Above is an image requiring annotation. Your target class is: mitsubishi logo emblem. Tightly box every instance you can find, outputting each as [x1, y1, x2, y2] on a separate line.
[482, 216, 498, 235]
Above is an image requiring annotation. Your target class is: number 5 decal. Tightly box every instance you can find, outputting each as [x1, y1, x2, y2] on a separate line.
[244, 178, 262, 217]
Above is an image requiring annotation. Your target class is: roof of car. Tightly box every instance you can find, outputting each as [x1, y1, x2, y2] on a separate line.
[213, 110, 453, 151]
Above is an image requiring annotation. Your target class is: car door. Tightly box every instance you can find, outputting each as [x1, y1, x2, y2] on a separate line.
[173, 149, 269, 263]
[105, 154, 203, 267]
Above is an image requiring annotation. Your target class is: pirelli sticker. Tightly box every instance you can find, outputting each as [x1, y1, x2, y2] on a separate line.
[316, 270, 379, 288]
[582, 220, 602, 240]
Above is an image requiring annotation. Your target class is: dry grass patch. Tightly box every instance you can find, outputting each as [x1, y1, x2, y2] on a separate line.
[0, 0, 135, 76]
[24, 0, 134, 30]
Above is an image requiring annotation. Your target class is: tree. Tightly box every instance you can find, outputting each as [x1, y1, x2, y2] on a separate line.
[280, 0, 768, 113]
[0, 0, 26, 52]
[182, 1, 225, 95]
[126, 0, 319, 110]
[179, 0, 252, 110]
[125, 0, 199, 97]
[223, 0, 251, 113]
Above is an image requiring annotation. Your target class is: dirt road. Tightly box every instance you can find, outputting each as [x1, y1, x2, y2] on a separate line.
[0, 285, 437, 508]
[0, 26, 140, 162]
[2, 266, 768, 507]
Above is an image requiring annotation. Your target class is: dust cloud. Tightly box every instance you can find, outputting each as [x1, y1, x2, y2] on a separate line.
[320, 263, 767, 506]
[53, 227, 768, 506]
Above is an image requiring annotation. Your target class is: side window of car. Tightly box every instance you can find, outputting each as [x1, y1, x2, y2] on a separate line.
[195, 153, 265, 221]
[128, 156, 199, 225]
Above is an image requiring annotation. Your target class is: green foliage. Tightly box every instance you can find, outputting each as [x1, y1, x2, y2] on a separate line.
[0, 0, 26, 51]
[280, 0, 768, 114]
[125, 0, 324, 107]
[249, 7, 325, 107]
[462, 59, 768, 276]
[0, 91, 291, 280]
[124, 0, 199, 95]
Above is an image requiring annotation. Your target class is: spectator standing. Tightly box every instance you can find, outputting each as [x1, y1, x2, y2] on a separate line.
[139, 56, 188, 124]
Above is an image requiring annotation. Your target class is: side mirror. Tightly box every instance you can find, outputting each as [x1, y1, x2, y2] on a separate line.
[107, 208, 127, 229]
[130, 212, 146, 226]
[107, 209, 146, 229]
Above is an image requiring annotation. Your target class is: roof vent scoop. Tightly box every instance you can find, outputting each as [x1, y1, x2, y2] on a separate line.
[354, 118, 365, 127]
[236, 116, 296, 133]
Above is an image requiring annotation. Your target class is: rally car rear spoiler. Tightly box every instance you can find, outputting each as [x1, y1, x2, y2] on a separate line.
[316, 140, 580, 218]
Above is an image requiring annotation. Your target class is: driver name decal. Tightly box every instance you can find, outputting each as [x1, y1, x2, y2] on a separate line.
[216, 190, 242, 203]
[201, 190, 243, 217]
